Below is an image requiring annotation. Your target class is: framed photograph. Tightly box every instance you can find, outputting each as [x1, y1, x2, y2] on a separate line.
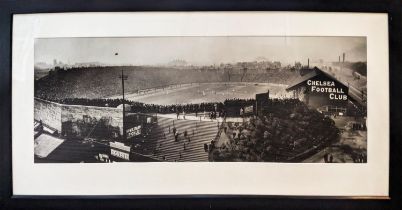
[1, 0, 401, 210]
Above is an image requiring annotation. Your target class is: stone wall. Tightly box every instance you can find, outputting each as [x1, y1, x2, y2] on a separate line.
[61, 104, 123, 136]
[34, 98, 124, 137]
[34, 98, 62, 131]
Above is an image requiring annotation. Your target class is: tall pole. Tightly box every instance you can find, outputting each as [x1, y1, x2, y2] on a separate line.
[122, 69, 125, 140]
[116, 52, 128, 141]
[120, 69, 128, 141]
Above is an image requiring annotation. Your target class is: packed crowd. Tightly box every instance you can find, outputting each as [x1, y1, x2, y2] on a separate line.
[52, 98, 129, 108]
[38, 96, 267, 117]
[45, 97, 227, 114]
[35, 65, 298, 100]
[224, 98, 255, 107]
[211, 99, 340, 162]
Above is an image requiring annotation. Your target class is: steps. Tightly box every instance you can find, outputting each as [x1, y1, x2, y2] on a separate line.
[131, 117, 219, 162]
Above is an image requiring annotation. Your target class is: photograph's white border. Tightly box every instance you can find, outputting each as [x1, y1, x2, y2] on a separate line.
[12, 12, 389, 196]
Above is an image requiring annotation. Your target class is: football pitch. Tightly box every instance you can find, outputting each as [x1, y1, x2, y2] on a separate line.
[120, 83, 290, 105]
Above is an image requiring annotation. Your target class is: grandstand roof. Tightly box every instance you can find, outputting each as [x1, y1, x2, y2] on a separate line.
[285, 67, 367, 108]
[286, 67, 348, 91]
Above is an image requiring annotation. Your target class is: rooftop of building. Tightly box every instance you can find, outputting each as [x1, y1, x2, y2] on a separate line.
[286, 67, 348, 91]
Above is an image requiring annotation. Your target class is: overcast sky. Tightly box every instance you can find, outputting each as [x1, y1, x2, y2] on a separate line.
[35, 36, 366, 66]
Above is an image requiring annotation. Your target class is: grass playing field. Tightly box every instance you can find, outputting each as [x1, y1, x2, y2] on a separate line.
[115, 83, 291, 105]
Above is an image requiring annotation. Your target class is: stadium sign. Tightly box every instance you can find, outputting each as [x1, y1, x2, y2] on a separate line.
[126, 125, 141, 138]
[307, 79, 347, 101]
[110, 141, 131, 160]
[110, 149, 129, 160]
[287, 67, 351, 115]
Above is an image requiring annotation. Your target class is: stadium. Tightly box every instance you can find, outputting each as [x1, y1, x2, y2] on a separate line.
[33, 60, 367, 163]
[33, 36, 368, 163]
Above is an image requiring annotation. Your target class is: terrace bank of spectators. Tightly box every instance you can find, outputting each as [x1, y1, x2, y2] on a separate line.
[35, 66, 298, 100]
[211, 99, 339, 162]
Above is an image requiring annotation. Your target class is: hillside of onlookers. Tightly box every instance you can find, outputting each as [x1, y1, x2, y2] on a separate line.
[35, 66, 299, 100]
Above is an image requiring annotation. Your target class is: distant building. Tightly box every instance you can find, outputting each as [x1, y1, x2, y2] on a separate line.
[168, 59, 187, 67]
[294, 62, 302, 70]
[273, 61, 281, 69]
[286, 67, 349, 115]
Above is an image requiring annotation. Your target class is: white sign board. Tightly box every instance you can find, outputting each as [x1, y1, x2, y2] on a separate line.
[110, 148, 129, 160]
[126, 125, 141, 138]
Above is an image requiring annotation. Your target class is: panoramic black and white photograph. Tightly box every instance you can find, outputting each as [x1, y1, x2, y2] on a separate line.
[34, 36, 367, 163]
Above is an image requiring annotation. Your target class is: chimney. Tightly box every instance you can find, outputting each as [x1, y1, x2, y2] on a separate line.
[307, 58, 309, 68]
[338, 56, 341, 63]
[342, 53, 345, 63]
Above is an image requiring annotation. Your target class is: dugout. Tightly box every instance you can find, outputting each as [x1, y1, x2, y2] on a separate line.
[286, 67, 349, 116]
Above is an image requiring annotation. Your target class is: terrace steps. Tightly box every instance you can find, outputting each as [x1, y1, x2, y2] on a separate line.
[132, 117, 218, 162]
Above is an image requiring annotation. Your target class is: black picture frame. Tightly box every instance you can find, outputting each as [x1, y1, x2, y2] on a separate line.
[0, 0, 401, 210]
